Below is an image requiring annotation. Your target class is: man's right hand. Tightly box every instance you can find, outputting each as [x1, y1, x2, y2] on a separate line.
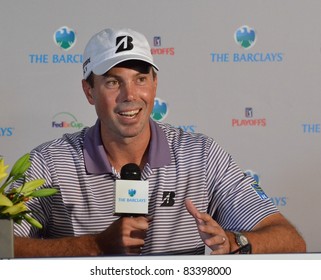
[95, 215, 151, 255]
[14, 216, 151, 257]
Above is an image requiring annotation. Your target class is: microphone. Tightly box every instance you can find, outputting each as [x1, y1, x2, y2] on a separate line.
[114, 163, 149, 215]
[120, 163, 141, 180]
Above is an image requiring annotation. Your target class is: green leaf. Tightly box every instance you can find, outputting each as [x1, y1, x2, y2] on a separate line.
[31, 188, 58, 197]
[15, 179, 45, 195]
[1, 202, 27, 215]
[24, 214, 43, 229]
[9, 153, 31, 178]
[0, 193, 13, 207]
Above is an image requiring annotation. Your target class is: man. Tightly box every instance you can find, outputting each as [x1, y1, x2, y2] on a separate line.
[14, 28, 306, 257]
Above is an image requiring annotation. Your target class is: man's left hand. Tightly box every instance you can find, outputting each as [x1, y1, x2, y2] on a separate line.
[185, 199, 230, 254]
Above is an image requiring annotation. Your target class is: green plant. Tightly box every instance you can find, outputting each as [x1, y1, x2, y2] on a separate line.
[0, 153, 57, 229]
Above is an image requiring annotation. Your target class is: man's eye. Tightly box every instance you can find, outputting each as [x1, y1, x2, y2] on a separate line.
[137, 76, 147, 84]
[106, 80, 119, 88]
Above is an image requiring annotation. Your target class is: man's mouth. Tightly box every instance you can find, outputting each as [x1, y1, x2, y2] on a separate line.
[118, 109, 140, 118]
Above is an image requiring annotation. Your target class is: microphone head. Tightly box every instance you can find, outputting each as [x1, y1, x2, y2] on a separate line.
[120, 163, 141, 180]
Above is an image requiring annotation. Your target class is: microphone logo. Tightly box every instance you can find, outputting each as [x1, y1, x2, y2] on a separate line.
[128, 189, 136, 197]
[114, 163, 149, 215]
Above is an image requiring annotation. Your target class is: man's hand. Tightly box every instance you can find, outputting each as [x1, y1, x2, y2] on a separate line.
[185, 199, 230, 254]
[95, 215, 151, 255]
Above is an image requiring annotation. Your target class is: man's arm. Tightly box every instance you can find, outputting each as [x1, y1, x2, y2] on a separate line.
[14, 235, 100, 257]
[185, 199, 306, 254]
[14, 216, 150, 257]
[226, 213, 306, 254]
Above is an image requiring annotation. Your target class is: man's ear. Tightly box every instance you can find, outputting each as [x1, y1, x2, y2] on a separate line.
[82, 79, 95, 105]
[152, 73, 158, 95]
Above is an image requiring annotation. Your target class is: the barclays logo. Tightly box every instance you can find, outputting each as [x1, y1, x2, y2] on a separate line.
[151, 97, 168, 121]
[54, 26, 76, 51]
[118, 189, 146, 203]
[210, 25, 284, 63]
[52, 112, 84, 130]
[28, 26, 83, 64]
[29, 53, 83, 64]
[151, 97, 197, 132]
[128, 189, 136, 197]
[176, 125, 197, 133]
[270, 196, 287, 207]
[234, 25, 256, 49]
[0, 127, 14, 137]
[302, 123, 321, 134]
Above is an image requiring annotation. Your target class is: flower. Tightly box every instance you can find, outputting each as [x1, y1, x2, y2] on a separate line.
[0, 157, 9, 182]
[0, 153, 57, 229]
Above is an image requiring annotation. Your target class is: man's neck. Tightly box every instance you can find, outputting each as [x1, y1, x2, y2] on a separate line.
[101, 129, 151, 173]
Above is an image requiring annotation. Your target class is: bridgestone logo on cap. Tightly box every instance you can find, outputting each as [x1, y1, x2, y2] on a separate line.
[115, 36, 134, 53]
[83, 58, 91, 74]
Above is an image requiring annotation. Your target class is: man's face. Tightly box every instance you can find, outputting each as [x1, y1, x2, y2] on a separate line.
[84, 63, 157, 142]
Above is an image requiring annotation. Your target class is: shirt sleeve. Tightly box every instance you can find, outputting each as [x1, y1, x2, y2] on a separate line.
[206, 140, 279, 231]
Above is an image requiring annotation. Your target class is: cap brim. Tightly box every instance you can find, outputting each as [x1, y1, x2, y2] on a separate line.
[92, 54, 159, 76]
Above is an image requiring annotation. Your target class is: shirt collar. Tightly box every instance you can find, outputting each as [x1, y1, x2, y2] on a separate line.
[83, 119, 171, 174]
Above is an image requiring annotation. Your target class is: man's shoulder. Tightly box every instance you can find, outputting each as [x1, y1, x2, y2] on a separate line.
[32, 127, 89, 154]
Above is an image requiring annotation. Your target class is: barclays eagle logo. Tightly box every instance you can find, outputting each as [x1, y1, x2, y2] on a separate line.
[128, 189, 136, 197]
[54, 26, 76, 51]
[151, 97, 168, 121]
[234, 25, 256, 49]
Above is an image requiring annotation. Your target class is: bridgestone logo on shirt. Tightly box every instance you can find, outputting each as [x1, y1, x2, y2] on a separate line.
[160, 191, 175, 206]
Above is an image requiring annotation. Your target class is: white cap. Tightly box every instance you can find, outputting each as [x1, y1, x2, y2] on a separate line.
[82, 28, 159, 79]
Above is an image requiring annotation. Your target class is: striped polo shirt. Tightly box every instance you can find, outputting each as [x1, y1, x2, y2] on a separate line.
[14, 119, 278, 255]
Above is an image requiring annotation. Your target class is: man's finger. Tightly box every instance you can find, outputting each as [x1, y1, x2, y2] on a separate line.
[185, 199, 204, 225]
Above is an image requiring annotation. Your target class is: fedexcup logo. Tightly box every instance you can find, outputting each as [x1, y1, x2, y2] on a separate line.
[52, 112, 84, 129]
[54, 26, 76, 51]
[151, 97, 168, 121]
[234, 25, 256, 49]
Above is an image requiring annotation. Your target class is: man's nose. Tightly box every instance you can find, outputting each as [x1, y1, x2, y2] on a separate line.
[120, 81, 136, 101]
